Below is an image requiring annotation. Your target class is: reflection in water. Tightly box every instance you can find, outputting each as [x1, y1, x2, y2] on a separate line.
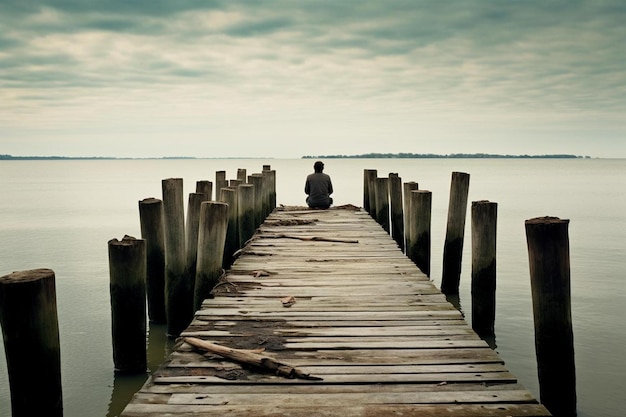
[445, 293, 497, 349]
[107, 323, 175, 417]
[445, 293, 464, 317]
[481, 334, 498, 350]
[146, 323, 174, 374]
[107, 373, 147, 417]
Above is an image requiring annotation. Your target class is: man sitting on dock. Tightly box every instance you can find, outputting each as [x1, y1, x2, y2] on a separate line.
[305, 161, 334, 209]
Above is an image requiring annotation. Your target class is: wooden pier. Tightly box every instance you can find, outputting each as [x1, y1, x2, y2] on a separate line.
[121, 206, 551, 416]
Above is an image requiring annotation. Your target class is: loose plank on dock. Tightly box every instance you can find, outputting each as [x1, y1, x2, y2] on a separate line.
[121, 207, 550, 417]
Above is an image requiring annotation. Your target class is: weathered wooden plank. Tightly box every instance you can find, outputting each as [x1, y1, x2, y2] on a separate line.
[199, 297, 451, 308]
[121, 402, 550, 416]
[198, 304, 456, 312]
[180, 334, 483, 345]
[140, 381, 530, 395]
[208, 287, 444, 297]
[181, 325, 478, 338]
[223, 274, 433, 283]
[152, 371, 518, 384]
[190, 318, 470, 327]
[211, 282, 442, 291]
[286, 348, 504, 364]
[161, 388, 535, 405]
[173, 347, 504, 365]
[282, 339, 488, 350]
[166, 356, 508, 374]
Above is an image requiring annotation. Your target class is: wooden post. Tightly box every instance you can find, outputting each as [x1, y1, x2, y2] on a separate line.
[185, 192, 208, 312]
[441, 172, 470, 295]
[271, 169, 277, 213]
[194, 202, 229, 310]
[161, 178, 188, 337]
[407, 190, 432, 277]
[238, 183, 256, 247]
[248, 174, 265, 228]
[215, 171, 228, 197]
[266, 169, 277, 213]
[138, 197, 166, 323]
[388, 173, 404, 251]
[108, 236, 147, 374]
[363, 169, 377, 214]
[471, 200, 497, 338]
[0, 268, 63, 417]
[261, 171, 271, 219]
[237, 168, 247, 182]
[525, 217, 576, 417]
[220, 187, 239, 269]
[403, 181, 419, 254]
[375, 177, 390, 233]
[261, 166, 273, 218]
[366, 169, 378, 218]
[196, 180, 213, 201]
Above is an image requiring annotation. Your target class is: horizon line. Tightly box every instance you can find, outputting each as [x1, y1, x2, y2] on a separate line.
[0, 153, 602, 160]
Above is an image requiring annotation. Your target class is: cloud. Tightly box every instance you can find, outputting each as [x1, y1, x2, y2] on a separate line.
[0, 1, 625, 157]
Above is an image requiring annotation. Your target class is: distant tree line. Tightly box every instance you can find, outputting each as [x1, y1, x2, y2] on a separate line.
[0, 154, 113, 160]
[302, 153, 586, 159]
[0, 154, 198, 160]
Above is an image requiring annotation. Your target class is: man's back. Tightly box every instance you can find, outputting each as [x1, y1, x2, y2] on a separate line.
[305, 172, 333, 209]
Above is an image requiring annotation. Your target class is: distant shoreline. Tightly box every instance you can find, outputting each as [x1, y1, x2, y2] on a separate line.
[1, 153, 593, 160]
[0, 155, 264, 161]
[302, 153, 589, 159]
[302, 153, 591, 159]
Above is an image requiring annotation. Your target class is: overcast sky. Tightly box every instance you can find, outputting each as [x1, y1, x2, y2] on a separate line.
[1, 1, 624, 158]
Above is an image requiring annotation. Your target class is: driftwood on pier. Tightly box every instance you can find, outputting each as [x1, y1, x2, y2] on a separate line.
[257, 233, 359, 244]
[184, 337, 322, 381]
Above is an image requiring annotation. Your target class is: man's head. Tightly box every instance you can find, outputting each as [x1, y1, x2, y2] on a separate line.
[314, 161, 324, 173]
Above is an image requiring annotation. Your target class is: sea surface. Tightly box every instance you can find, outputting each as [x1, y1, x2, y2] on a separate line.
[0, 158, 624, 417]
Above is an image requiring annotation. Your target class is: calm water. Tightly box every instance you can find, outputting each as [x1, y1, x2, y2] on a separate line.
[0, 158, 624, 417]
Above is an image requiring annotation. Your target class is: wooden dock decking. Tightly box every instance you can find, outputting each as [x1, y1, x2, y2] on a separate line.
[121, 207, 551, 417]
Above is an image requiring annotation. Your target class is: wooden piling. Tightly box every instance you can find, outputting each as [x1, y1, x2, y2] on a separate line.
[220, 187, 239, 268]
[161, 178, 188, 337]
[261, 171, 271, 219]
[403, 181, 419, 254]
[185, 192, 209, 312]
[441, 172, 470, 295]
[407, 190, 432, 277]
[108, 236, 147, 374]
[525, 216, 576, 417]
[238, 183, 256, 247]
[264, 169, 276, 213]
[388, 173, 404, 251]
[366, 169, 378, 218]
[471, 200, 497, 338]
[0, 268, 63, 417]
[195, 180, 213, 201]
[262, 164, 273, 217]
[375, 177, 390, 233]
[248, 174, 265, 228]
[363, 169, 377, 214]
[237, 168, 247, 183]
[215, 171, 228, 197]
[138, 198, 166, 324]
[194, 202, 229, 310]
